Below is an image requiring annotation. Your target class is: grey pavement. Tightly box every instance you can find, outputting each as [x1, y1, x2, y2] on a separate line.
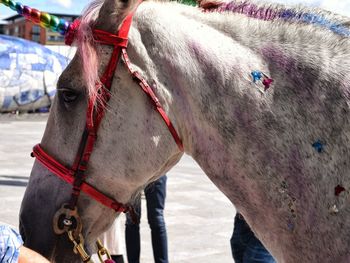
[0, 113, 235, 263]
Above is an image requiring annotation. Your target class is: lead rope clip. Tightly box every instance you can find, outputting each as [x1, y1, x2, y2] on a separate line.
[68, 231, 94, 263]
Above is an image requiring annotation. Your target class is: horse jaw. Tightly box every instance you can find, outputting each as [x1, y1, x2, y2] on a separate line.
[19, 162, 75, 261]
[20, 162, 120, 262]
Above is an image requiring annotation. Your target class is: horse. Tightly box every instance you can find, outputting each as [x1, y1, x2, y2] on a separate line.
[19, 0, 350, 262]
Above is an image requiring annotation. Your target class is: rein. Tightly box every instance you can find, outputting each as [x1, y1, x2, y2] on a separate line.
[2, 0, 183, 262]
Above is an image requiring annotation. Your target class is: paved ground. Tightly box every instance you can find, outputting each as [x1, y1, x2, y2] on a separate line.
[0, 113, 235, 263]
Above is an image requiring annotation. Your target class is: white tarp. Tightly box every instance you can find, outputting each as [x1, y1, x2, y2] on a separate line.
[0, 35, 69, 112]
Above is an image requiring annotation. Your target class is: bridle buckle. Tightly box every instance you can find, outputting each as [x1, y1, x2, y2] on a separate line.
[53, 203, 82, 239]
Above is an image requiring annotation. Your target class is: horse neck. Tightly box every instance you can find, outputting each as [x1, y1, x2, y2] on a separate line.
[130, 1, 349, 159]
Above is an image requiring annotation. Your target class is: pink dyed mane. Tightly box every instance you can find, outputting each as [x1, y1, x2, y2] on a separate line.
[75, 0, 104, 103]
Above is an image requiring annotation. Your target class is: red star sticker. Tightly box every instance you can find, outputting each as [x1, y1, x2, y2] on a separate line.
[335, 185, 346, 196]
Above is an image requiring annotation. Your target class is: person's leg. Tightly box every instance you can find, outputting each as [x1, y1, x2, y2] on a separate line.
[231, 213, 250, 263]
[243, 236, 276, 263]
[145, 175, 168, 263]
[231, 213, 276, 263]
[125, 196, 141, 263]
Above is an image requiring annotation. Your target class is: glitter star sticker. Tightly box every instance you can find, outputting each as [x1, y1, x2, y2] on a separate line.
[312, 140, 324, 153]
[262, 77, 274, 91]
[251, 71, 274, 92]
[251, 71, 263, 83]
[335, 185, 346, 196]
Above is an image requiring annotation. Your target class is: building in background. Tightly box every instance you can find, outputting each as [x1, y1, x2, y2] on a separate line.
[2, 13, 78, 45]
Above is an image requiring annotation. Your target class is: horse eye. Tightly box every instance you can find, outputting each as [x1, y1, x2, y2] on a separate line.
[60, 89, 78, 103]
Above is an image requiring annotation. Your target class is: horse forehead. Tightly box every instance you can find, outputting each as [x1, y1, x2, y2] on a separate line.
[58, 57, 84, 89]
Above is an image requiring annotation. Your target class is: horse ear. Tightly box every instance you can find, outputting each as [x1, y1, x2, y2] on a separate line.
[95, 0, 138, 32]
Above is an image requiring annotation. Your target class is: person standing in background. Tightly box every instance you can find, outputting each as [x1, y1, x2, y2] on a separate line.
[231, 213, 276, 263]
[125, 175, 168, 263]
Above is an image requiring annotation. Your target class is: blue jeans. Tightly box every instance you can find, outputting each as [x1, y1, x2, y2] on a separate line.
[231, 214, 276, 263]
[125, 175, 168, 263]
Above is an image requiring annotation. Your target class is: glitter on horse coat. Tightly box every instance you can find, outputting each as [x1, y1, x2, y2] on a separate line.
[20, 0, 350, 262]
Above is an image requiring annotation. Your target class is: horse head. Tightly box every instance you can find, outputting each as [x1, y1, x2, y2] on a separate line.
[19, 0, 183, 261]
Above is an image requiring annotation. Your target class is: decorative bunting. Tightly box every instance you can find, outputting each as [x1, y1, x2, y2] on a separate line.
[0, 0, 71, 35]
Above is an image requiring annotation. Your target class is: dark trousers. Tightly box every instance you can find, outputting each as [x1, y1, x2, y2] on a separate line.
[125, 175, 168, 263]
[231, 213, 276, 263]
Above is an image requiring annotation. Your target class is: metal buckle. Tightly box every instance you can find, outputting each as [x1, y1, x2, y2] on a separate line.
[53, 203, 82, 238]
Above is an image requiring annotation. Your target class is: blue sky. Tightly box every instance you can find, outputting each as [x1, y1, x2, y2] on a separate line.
[0, 0, 349, 19]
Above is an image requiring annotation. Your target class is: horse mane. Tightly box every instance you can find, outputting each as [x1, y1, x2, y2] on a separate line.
[200, 0, 350, 37]
[76, 0, 350, 102]
[76, 0, 104, 104]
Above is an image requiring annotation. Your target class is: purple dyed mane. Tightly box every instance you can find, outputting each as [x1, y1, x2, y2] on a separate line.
[203, 0, 350, 36]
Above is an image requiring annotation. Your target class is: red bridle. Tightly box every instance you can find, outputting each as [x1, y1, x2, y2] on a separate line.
[32, 2, 183, 221]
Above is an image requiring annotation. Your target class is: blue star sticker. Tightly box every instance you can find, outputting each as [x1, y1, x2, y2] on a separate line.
[251, 71, 263, 83]
[312, 140, 324, 153]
